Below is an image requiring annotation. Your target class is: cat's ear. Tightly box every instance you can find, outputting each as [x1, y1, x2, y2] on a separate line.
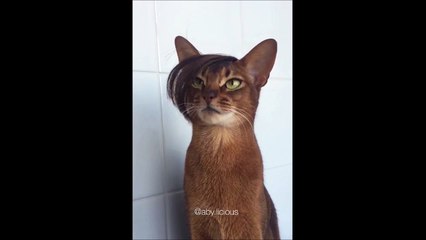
[175, 36, 201, 62]
[238, 39, 277, 88]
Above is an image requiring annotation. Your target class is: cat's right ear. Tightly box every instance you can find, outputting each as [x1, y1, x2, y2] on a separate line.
[175, 36, 201, 62]
[238, 39, 277, 88]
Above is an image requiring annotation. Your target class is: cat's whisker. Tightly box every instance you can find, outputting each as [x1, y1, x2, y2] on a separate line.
[182, 105, 199, 117]
[177, 103, 198, 113]
[230, 110, 250, 136]
[221, 107, 253, 140]
[177, 102, 196, 107]
[187, 108, 201, 117]
[237, 108, 256, 128]
[228, 107, 254, 130]
[235, 107, 255, 120]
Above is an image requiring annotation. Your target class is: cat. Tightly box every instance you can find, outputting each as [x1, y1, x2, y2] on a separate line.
[167, 36, 280, 239]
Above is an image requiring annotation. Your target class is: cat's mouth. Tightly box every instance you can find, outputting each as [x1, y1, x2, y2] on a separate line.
[202, 106, 221, 114]
[197, 105, 234, 126]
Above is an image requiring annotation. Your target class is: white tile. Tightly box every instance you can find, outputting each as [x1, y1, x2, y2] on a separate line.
[133, 1, 158, 71]
[255, 79, 292, 169]
[133, 195, 167, 239]
[159, 74, 192, 192]
[166, 191, 190, 239]
[241, 1, 292, 79]
[155, 1, 242, 73]
[264, 165, 293, 240]
[133, 72, 165, 199]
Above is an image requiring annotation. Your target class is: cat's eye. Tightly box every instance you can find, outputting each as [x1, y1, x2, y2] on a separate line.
[192, 78, 204, 89]
[225, 79, 242, 90]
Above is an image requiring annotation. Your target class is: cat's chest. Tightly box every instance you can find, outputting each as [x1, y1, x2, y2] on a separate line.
[187, 145, 246, 173]
[184, 149, 262, 193]
[185, 170, 246, 204]
[184, 166, 262, 210]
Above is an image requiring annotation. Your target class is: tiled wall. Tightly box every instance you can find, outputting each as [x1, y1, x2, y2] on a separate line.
[133, 1, 292, 239]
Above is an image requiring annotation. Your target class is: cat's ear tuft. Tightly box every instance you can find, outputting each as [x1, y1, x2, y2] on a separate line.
[175, 36, 201, 62]
[239, 39, 277, 88]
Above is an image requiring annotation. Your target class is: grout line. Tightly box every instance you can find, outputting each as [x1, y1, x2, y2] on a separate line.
[157, 74, 169, 240]
[269, 77, 293, 81]
[239, 0, 243, 56]
[153, 2, 168, 239]
[166, 189, 184, 196]
[264, 162, 292, 171]
[132, 189, 185, 202]
[133, 192, 164, 202]
[153, 1, 162, 73]
[133, 69, 170, 74]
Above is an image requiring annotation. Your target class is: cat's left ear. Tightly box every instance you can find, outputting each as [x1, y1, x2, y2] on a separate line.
[238, 39, 277, 88]
[175, 36, 201, 62]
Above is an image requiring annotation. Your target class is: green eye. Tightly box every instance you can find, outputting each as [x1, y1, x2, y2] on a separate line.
[192, 78, 204, 89]
[225, 79, 242, 90]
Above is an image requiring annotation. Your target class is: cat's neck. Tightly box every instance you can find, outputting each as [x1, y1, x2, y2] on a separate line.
[191, 123, 256, 148]
[189, 122, 262, 171]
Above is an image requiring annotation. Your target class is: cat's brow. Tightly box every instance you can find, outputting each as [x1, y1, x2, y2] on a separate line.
[198, 68, 243, 86]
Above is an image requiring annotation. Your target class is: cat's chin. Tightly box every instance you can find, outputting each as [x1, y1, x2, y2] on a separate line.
[197, 111, 235, 127]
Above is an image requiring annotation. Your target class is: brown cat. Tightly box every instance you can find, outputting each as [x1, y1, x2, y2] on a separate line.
[167, 36, 280, 239]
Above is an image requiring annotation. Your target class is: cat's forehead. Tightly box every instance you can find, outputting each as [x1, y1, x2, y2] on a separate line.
[197, 64, 243, 86]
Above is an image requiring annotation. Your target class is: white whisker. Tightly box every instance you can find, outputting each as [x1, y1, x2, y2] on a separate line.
[227, 107, 254, 130]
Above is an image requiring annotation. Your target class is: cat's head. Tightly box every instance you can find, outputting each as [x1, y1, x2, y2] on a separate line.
[167, 36, 277, 128]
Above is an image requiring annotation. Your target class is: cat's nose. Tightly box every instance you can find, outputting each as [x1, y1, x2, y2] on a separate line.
[203, 90, 218, 104]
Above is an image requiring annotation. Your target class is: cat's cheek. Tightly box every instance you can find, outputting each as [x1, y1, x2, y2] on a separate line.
[228, 91, 244, 101]
[192, 94, 203, 104]
[232, 94, 242, 102]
